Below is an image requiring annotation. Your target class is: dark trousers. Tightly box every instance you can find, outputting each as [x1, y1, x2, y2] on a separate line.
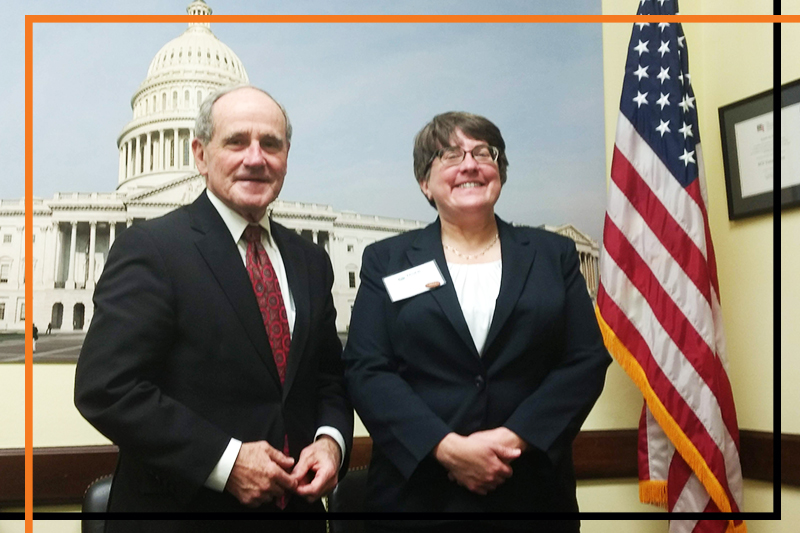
[364, 520, 580, 533]
[105, 497, 328, 533]
[105, 517, 326, 533]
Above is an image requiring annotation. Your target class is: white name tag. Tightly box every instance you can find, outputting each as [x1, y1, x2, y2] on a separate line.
[382, 260, 446, 303]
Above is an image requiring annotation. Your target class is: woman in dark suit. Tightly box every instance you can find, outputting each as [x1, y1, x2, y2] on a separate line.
[342, 112, 611, 532]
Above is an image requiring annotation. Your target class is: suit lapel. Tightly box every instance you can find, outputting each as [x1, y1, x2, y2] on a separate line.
[189, 192, 282, 389]
[483, 218, 536, 352]
[270, 221, 310, 400]
[406, 219, 480, 359]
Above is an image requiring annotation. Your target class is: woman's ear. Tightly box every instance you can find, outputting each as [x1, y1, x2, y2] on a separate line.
[419, 180, 431, 200]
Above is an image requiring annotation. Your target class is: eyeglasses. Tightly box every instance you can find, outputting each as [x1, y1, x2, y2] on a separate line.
[431, 144, 500, 168]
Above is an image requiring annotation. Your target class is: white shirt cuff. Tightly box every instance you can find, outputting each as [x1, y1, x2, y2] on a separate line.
[204, 438, 242, 492]
[315, 426, 346, 471]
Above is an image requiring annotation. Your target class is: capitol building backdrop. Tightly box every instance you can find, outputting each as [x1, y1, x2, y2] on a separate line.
[0, 0, 599, 334]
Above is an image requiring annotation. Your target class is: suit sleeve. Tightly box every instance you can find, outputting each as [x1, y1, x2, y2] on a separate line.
[503, 239, 611, 466]
[74, 225, 231, 499]
[342, 245, 452, 480]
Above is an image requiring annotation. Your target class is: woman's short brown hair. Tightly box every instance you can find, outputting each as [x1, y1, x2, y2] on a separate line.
[413, 112, 509, 206]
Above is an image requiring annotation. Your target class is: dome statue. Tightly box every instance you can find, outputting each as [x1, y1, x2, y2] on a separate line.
[116, 0, 249, 193]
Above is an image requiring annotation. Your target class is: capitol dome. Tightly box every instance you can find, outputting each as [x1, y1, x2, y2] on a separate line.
[141, 1, 248, 91]
[116, 0, 249, 193]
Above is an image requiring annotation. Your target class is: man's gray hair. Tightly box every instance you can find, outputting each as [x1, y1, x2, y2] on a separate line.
[195, 84, 293, 144]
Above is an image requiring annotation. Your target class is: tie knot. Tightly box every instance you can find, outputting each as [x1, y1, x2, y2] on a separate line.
[243, 225, 262, 244]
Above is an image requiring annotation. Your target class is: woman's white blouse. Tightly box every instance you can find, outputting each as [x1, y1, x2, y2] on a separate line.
[446, 260, 502, 355]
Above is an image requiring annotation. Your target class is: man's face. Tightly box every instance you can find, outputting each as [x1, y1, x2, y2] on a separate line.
[192, 88, 289, 222]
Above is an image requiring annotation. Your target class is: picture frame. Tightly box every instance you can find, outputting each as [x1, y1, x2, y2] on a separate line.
[719, 79, 799, 220]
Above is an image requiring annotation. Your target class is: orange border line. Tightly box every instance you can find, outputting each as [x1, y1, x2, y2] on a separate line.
[24, 14, 33, 532]
[23, 11, 782, 530]
[25, 14, 794, 23]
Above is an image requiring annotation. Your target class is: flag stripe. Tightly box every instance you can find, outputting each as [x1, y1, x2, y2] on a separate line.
[671, 522, 700, 533]
[644, 404, 672, 482]
[607, 169, 716, 354]
[610, 144, 712, 307]
[685, 161, 722, 301]
[639, 405, 652, 480]
[602, 215, 732, 454]
[703, 498, 722, 513]
[613, 114, 708, 258]
[607, 150, 743, 463]
[670, 455, 707, 513]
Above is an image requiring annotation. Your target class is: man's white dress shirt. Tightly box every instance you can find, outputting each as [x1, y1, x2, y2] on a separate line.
[204, 189, 345, 492]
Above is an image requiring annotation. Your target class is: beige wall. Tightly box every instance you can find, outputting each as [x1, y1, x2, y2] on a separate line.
[3, 0, 790, 525]
[0, 366, 24, 448]
[32, 366, 109, 447]
[781, 21, 800, 436]
[779, 15, 800, 533]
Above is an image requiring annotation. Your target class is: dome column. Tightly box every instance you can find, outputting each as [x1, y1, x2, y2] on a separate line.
[152, 131, 160, 171]
[134, 137, 140, 176]
[174, 128, 180, 169]
[127, 140, 133, 178]
[87, 222, 97, 290]
[157, 130, 164, 171]
[16, 226, 24, 290]
[118, 145, 125, 184]
[580, 253, 588, 292]
[189, 128, 196, 169]
[125, 140, 132, 179]
[109, 221, 116, 249]
[65, 221, 78, 290]
[139, 135, 145, 174]
[144, 132, 152, 173]
[128, 139, 135, 178]
[163, 129, 169, 170]
[52, 222, 63, 287]
[155, 130, 162, 171]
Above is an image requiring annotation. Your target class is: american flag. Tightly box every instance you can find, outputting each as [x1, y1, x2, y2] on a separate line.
[595, 1, 746, 531]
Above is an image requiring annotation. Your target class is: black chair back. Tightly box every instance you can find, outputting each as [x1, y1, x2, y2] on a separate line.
[82, 474, 112, 533]
[328, 466, 367, 533]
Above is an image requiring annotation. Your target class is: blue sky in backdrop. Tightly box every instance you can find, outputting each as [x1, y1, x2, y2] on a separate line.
[2, 0, 610, 241]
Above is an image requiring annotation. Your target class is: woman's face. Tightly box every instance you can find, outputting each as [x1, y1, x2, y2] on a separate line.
[420, 129, 502, 221]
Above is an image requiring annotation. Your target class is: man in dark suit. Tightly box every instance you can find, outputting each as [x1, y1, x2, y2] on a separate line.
[75, 86, 353, 528]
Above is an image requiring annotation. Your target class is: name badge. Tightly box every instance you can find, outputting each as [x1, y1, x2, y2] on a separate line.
[382, 260, 446, 303]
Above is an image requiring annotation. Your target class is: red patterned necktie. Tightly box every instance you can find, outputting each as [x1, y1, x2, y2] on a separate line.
[243, 224, 291, 509]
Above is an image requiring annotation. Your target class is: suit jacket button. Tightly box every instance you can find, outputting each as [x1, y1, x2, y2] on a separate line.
[475, 376, 485, 389]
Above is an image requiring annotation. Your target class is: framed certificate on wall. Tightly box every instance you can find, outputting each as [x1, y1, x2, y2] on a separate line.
[780, 79, 800, 213]
[719, 79, 800, 220]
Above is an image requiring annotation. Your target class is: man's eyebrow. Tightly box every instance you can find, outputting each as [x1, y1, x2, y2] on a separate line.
[221, 132, 249, 143]
[259, 134, 284, 147]
[221, 132, 283, 146]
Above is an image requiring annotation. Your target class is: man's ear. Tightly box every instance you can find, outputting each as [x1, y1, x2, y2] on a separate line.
[192, 138, 208, 175]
